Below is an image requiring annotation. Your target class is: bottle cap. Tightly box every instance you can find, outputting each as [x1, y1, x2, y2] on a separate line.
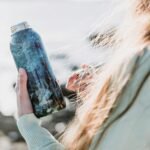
[11, 22, 30, 34]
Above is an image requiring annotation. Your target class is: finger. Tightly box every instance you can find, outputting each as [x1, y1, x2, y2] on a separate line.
[68, 73, 79, 83]
[78, 83, 88, 92]
[66, 73, 79, 88]
[71, 73, 79, 79]
[67, 78, 85, 91]
[66, 79, 79, 91]
[65, 83, 75, 91]
[66, 81, 76, 91]
[82, 72, 93, 80]
[80, 64, 89, 69]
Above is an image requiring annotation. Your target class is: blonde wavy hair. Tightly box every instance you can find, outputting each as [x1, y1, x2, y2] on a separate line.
[59, 0, 150, 149]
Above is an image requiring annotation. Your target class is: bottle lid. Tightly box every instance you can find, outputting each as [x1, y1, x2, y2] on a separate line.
[11, 22, 30, 34]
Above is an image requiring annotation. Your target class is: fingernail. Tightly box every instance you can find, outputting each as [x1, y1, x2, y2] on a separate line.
[19, 68, 24, 75]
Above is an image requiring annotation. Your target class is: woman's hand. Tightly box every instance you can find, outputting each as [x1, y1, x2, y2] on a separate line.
[66, 64, 93, 92]
[16, 68, 33, 117]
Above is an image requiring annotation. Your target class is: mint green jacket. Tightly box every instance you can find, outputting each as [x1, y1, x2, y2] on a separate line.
[17, 48, 150, 150]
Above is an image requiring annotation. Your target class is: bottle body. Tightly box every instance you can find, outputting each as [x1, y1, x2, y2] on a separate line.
[10, 26, 66, 118]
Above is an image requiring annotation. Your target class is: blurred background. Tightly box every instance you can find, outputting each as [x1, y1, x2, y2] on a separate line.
[0, 0, 123, 149]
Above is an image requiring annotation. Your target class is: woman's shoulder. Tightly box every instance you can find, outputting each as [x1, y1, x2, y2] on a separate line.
[136, 46, 150, 67]
[89, 47, 150, 150]
[116, 46, 150, 83]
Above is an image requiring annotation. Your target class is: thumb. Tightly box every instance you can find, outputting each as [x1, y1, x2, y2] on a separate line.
[18, 68, 28, 94]
[17, 68, 33, 117]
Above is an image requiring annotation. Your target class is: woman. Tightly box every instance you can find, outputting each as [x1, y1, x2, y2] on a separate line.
[16, 0, 150, 150]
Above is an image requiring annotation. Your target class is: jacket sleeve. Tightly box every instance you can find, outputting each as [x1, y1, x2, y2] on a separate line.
[17, 113, 65, 150]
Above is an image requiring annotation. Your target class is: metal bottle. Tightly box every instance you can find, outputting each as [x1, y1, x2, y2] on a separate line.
[10, 22, 66, 118]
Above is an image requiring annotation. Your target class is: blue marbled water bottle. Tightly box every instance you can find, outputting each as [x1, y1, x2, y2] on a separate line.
[10, 22, 66, 118]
